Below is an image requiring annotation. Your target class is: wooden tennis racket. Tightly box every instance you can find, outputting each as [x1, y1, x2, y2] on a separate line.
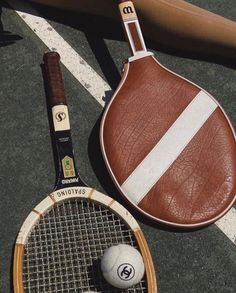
[13, 51, 157, 292]
[100, 0, 236, 228]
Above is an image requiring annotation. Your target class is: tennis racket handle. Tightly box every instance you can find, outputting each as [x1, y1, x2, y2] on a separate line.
[43, 51, 67, 106]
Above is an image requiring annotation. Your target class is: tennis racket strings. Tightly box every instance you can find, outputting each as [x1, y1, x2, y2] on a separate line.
[22, 198, 147, 292]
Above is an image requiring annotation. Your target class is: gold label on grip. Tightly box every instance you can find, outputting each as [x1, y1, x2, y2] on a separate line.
[62, 156, 75, 178]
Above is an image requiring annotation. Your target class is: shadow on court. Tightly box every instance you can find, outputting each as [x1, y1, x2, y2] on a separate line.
[0, 6, 22, 47]
[2, 1, 236, 77]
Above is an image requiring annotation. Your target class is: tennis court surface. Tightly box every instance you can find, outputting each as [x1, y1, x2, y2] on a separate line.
[0, 0, 235, 292]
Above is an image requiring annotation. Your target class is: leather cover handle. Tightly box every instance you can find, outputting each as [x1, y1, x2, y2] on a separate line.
[43, 51, 67, 106]
[117, 0, 147, 55]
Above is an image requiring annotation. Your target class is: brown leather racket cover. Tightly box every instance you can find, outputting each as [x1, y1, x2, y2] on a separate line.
[100, 55, 236, 228]
[100, 0, 236, 228]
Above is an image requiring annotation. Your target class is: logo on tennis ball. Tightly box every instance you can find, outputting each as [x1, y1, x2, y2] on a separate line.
[117, 263, 135, 281]
[55, 111, 66, 122]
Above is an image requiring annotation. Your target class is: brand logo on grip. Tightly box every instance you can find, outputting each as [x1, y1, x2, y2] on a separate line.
[55, 111, 66, 122]
[123, 6, 134, 14]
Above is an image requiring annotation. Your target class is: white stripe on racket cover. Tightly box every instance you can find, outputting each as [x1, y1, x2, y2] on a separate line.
[121, 91, 218, 204]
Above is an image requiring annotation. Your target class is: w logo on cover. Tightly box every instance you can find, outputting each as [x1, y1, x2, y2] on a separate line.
[119, 1, 137, 21]
[123, 6, 134, 14]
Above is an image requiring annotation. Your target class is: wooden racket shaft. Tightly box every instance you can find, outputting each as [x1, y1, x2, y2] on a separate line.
[13, 52, 157, 292]
[100, 0, 236, 228]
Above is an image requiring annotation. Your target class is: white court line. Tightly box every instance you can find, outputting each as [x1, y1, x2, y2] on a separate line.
[215, 208, 236, 244]
[7, 0, 236, 245]
[7, 0, 112, 106]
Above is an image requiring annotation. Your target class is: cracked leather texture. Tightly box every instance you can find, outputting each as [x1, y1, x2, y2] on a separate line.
[101, 56, 236, 227]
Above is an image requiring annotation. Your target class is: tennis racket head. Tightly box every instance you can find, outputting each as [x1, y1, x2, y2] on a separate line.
[13, 187, 157, 292]
[100, 55, 236, 228]
[13, 51, 157, 292]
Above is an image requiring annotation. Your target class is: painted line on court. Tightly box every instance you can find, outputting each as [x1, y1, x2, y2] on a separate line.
[215, 207, 236, 244]
[7, 0, 112, 107]
[7, 0, 236, 245]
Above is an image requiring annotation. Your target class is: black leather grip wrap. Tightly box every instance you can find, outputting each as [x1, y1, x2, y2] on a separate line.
[43, 51, 67, 106]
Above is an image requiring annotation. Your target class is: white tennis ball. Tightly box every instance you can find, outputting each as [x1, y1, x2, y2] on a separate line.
[101, 244, 145, 289]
